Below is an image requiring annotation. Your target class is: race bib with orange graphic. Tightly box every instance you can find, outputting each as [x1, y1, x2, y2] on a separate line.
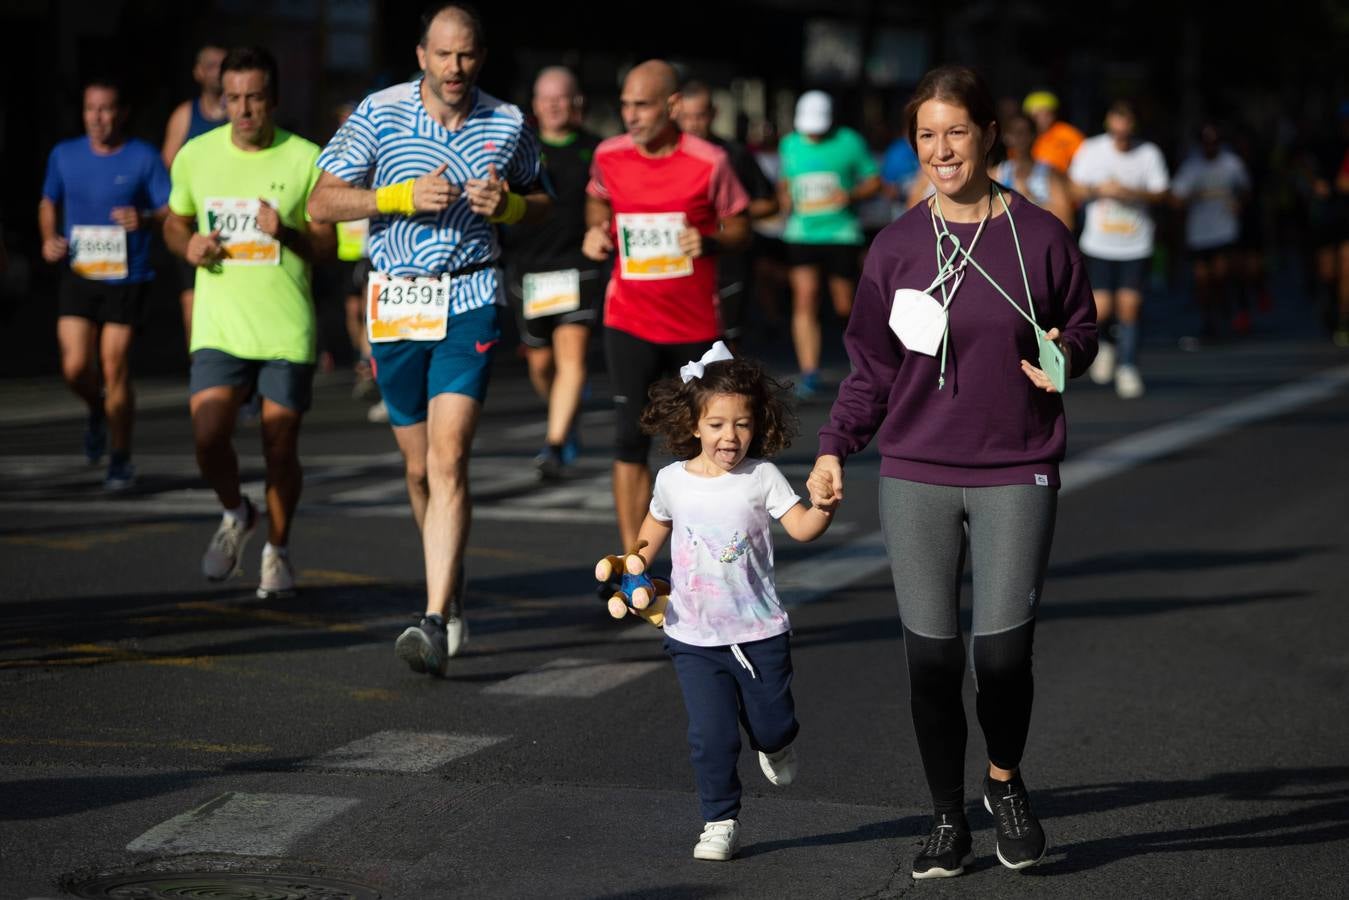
[205, 197, 280, 266]
[522, 269, 581, 320]
[69, 225, 128, 280]
[616, 213, 693, 281]
[366, 272, 449, 343]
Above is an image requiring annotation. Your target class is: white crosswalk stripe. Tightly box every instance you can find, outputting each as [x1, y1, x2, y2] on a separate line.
[484, 657, 664, 698]
[304, 730, 506, 773]
[126, 791, 360, 856]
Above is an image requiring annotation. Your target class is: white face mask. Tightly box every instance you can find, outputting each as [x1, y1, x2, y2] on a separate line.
[889, 288, 950, 356]
[888, 222, 978, 358]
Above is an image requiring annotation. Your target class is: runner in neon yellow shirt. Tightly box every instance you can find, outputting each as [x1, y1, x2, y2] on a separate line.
[164, 47, 335, 601]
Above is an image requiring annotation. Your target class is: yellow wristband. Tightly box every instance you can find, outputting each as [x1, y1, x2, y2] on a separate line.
[488, 191, 527, 225]
[375, 179, 417, 216]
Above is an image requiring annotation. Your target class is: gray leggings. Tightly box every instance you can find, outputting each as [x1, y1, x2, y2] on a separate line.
[878, 477, 1057, 809]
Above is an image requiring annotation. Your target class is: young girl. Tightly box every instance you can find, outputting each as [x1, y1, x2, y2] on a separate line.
[615, 343, 834, 861]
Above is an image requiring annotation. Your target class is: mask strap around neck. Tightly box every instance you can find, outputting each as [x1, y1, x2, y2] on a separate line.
[927, 184, 993, 389]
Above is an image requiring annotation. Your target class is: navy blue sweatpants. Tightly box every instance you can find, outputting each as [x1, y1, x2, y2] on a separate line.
[665, 632, 800, 822]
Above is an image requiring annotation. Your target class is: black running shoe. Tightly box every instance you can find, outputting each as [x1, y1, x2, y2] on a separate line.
[394, 615, 449, 676]
[983, 773, 1047, 869]
[911, 812, 973, 879]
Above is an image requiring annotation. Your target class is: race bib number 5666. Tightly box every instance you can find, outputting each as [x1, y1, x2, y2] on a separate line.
[205, 197, 280, 266]
[616, 212, 693, 281]
[70, 225, 127, 280]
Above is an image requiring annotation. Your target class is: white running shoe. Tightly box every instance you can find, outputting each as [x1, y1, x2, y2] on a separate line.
[693, 819, 740, 861]
[367, 400, 389, 423]
[758, 745, 797, 786]
[257, 547, 296, 599]
[1088, 342, 1116, 385]
[201, 500, 257, 581]
[445, 574, 468, 658]
[1115, 364, 1145, 399]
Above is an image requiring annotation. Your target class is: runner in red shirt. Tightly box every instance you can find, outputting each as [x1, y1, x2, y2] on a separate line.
[582, 59, 750, 550]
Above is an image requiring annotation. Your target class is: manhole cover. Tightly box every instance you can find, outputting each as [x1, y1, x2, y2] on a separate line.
[66, 872, 381, 899]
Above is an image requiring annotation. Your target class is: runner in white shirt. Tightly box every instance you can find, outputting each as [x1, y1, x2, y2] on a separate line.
[1171, 123, 1251, 339]
[1068, 100, 1169, 399]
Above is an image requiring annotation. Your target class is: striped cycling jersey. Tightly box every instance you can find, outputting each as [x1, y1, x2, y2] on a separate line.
[317, 80, 542, 315]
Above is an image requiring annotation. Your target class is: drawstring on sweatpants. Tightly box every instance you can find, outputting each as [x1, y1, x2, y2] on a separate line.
[731, 643, 758, 679]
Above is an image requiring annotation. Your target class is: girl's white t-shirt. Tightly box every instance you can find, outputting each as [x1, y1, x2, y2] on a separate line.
[650, 457, 801, 647]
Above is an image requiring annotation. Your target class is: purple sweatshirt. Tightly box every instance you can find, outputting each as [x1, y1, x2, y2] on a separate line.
[818, 191, 1097, 487]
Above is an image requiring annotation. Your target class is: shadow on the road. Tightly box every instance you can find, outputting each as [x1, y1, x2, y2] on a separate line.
[1038, 589, 1307, 621]
[0, 769, 217, 820]
[0, 573, 665, 673]
[737, 814, 924, 859]
[593, 890, 733, 895]
[790, 617, 901, 651]
[1028, 766, 1349, 876]
[592, 888, 731, 899]
[1047, 546, 1335, 580]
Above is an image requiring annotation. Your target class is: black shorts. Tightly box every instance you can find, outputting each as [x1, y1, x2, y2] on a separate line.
[1084, 255, 1148, 295]
[507, 268, 603, 349]
[604, 327, 715, 463]
[58, 272, 151, 326]
[751, 232, 789, 265]
[337, 258, 372, 299]
[189, 348, 315, 413]
[785, 242, 861, 281]
[1189, 243, 1237, 264]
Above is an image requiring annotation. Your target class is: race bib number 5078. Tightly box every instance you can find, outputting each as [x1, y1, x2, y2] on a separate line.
[205, 197, 280, 266]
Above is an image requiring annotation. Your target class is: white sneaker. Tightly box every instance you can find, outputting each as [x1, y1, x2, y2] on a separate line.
[257, 547, 296, 599]
[758, 745, 797, 786]
[693, 819, 740, 861]
[445, 576, 468, 658]
[1115, 364, 1145, 399]
[1088, 342, 1115, 385]
[202, 500, 257, 581]
[367, 400, 389, 423]
[445, 614, 468, 658]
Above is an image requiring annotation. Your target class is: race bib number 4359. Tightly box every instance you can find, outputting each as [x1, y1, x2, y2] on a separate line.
[366, 272, 449, 343]
[616, 212, 693, 280]
[205, 197, 280, 266]
[69, 225, 127, 280]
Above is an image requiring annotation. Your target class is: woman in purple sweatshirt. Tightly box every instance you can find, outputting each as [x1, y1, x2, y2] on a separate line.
[807, 66, 1097, 879]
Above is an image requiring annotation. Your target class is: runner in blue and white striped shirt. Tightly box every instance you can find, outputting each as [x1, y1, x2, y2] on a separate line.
[308, 2, 551, 675]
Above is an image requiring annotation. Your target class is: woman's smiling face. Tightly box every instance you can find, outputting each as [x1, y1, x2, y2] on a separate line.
[915, 99, 996, 203]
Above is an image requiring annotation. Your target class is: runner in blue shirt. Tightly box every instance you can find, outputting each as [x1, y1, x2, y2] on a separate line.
[308, 2, 551, 675]
[39, 77, 171, 491]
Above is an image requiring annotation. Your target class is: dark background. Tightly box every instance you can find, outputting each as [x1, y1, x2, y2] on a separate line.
[2, 0, 1347, 374]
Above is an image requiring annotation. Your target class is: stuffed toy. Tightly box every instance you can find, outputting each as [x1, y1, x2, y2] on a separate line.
[595, 539, 670, 628]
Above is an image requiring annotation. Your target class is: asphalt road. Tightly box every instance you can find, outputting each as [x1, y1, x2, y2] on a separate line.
[1, 304, 1347, 899]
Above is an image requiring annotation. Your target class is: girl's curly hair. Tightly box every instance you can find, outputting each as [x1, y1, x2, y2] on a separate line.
[639, 357, 798, 460]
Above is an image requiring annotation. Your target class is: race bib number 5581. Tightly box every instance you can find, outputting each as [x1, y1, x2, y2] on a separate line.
[205, 197, 280, 266]
[616, 212, 693, 281]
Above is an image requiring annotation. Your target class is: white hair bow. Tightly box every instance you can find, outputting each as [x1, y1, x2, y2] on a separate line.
[679, 341, 735, 383]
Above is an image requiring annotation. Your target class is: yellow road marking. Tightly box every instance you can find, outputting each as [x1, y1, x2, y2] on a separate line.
[0, 642, 215, 671]
[299, 568, 381, 586]
[177, 600, 366, 633]
[0, 522, 180, 552]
